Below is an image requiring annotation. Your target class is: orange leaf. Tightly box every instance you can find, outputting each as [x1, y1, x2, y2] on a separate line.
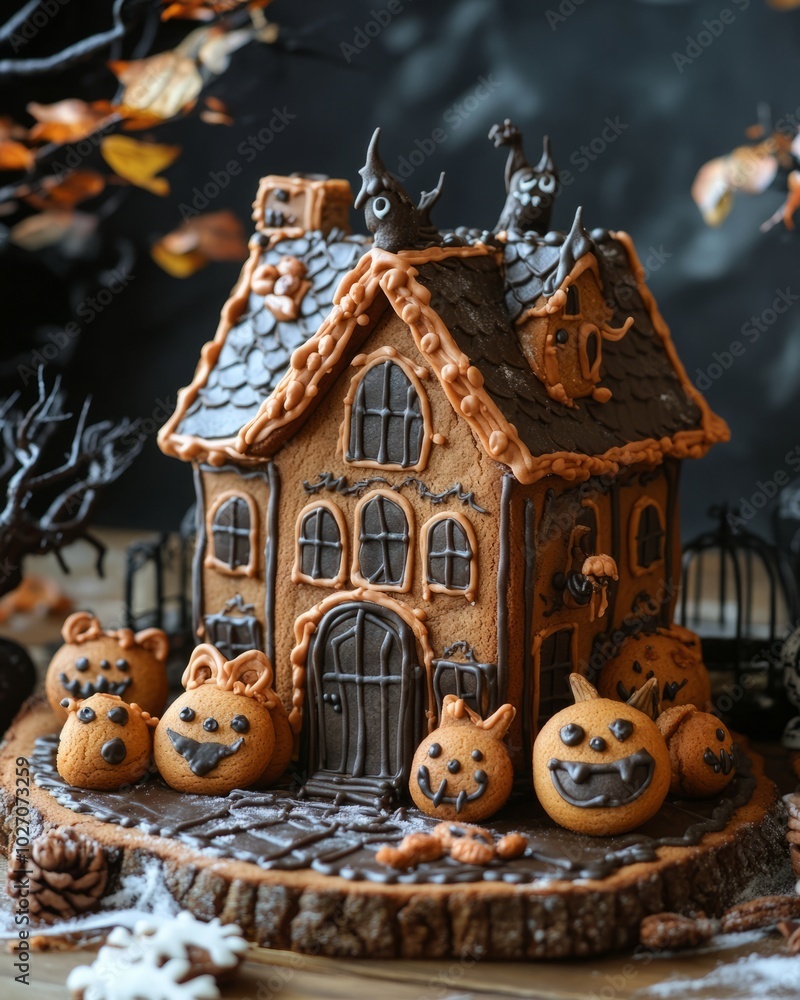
[27, 99, 117, 145]
[0, 140, 33, 171]
[26, 171, 106, 211]
[110, 51, 203, 121]
[100, 134, 181, 195]
[152, 210, 247, 277]
[151, 241, 208, 277]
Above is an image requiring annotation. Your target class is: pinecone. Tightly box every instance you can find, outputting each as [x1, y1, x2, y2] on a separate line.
[7, 828, 108, 923]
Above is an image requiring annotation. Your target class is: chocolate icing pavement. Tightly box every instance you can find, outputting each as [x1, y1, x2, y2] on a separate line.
[32, 734, 757, 885]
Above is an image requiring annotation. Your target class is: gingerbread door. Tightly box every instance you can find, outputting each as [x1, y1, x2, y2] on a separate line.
[303, 600, 424, 806]
[533, 626, 576, 736]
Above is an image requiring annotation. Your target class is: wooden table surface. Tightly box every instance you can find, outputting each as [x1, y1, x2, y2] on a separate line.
[2, 531, 799, 1000]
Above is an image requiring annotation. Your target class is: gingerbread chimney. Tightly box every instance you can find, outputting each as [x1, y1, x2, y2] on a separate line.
[252, 172, 352, 235]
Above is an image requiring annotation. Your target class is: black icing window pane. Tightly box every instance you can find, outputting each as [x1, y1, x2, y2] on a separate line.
[212, 497, 251, 570]
[347, 361, 424, 468]
[637, 505, 664, 568]
[299, 507, 342, 580]
[204, 615, 261, 660]
[427, 518, 472, 590]
[358, 495, 409, 586]
[536, 628, 574, 733]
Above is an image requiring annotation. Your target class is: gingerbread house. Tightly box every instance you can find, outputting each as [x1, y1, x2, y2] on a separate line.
[159, 124, 728, 805]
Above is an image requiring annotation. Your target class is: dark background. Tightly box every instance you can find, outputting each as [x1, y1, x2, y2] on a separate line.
[2, 0, 800, 539]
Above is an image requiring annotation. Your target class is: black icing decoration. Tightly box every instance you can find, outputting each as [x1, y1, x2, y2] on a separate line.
[75, 657, 89, 672]
[547, 749, 655, 808]
[231, 715, 250, 734]
[107, 706, 129, 726]
[589, 736, 607, 752]
[428, 743, 442, 758]
[608, 719, 633, 743]
[59, 671, 131, 700]
[116, 659, 129, 672]
[560, 723, 584, 747]
[415, 764, 488, 814]
[203, 718, 218, 733]
[166, 728, 244, 777]
[101, 738, 126, 765]
[447, 759, 461, 774]
[179, 707, 196, 722]
[77, 707, 96, 723]
[100, 659, 111, 670]
[472, 749, 484, 761]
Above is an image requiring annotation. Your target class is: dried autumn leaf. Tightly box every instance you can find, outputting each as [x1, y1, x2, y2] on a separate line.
[10, 210, 76, 250]
[152, 209, 247, 277]
[26, 171, 106, 211]
[0, 140, 33, 171]
[100, 135, 180, 195]
[197, 27, 254, 74]
[27, 100, 117, 145]
[110, 52, 203, 121]
[161, 0, 270, 21]
[692, 143, 778, 226]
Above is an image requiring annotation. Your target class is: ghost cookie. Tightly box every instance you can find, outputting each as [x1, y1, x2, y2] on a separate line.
[657, 704, 738, 799]
[57, 693, 157, 790]
[533, 674, 670, 836]
[154, 644, 286, 795]
[46, 612, 169, 723]
[409, 696, 515, 822]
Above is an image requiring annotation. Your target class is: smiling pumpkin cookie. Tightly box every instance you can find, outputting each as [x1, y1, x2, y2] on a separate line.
[57, 693, 158, 790]
[46, 612, 169, 723]
[533, 674, 670, 836]
[656, 704, 738, 798]
[154, 644, 288, 795]
[409, 695, 515, 822]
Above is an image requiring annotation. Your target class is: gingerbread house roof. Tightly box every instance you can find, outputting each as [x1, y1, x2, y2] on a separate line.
[158, 228, 369, 466]
[227, 230, 727, 483]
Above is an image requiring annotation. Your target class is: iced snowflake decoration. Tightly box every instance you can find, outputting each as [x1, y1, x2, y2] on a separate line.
[66, 912, 247, 1000]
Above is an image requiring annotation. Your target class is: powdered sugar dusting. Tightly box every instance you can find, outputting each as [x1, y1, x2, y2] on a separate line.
[634, 947, 800, 998]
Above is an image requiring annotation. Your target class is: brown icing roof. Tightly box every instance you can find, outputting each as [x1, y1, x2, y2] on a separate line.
[161, 221, 728, 482]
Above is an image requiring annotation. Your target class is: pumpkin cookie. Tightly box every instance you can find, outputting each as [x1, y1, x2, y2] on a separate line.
[154, 645, 283, 795]
[533, 675, 670, 836]
[57, 693, 157, 790]
[46, 612, 169, 723]
[657, 704, 738, 798]
[409, 696, 515, 822]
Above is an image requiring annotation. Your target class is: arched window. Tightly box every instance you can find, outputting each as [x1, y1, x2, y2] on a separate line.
[629, 498, 665, 575]
[421, 513, 478, 602]
[293, 501, 347, 588]
[205, 492, 258, 577]
[344, 354, 431, 471]
[564, 283, 580, 317]
[352, 490, 413, 592]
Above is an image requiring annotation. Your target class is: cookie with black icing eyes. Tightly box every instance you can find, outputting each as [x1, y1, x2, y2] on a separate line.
[533, 674, 670, 836]
[153, 645, 283, 795]
[46, 612, 169, 723]
[656, 704, 738, 799]
[56, 693, 158, 790]
[409, 695, 515, 822]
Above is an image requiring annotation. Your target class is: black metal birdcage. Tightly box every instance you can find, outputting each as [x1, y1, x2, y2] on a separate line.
[679, 503, 799, 732]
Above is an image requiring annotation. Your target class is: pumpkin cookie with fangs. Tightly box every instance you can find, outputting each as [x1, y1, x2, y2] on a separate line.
[533, 674, 670, 836]
[409, 695, 515, 822]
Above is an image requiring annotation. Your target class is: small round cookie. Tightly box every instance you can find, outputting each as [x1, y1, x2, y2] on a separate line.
[533, 674, 670, 836]
[153, 644, 282, 796]
[154, 686, 275, 795]
[46, 612, 169, 723]
[597, 627, 711, 711]
[409, 696, 515, 823]
[656, 704, 738, 798]
[57, 693, 157, 790]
